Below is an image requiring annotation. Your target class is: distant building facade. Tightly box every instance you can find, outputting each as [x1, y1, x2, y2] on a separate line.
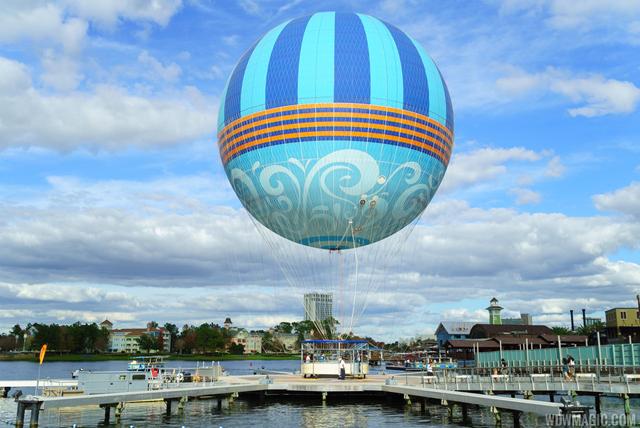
[304, 292, 333, 322]
[231, 330, 262, 354]
[106, 321, 171, 353]
[434, 322, 475, 349]
[605, 307, 640, 340]
[584, 317, 602, 327]
[503, 314, 533, 325]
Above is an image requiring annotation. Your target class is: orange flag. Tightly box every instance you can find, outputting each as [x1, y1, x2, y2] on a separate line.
[39, 344, 47, 365]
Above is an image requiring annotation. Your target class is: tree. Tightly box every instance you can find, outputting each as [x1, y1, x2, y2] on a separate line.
[137, 334, 158, 354]
[321, 317, 339, 339]
[164, 323, 179, 353]
[10, 324, 22, 337]
[148, 321, 159, 329]
[576, 321, 605, 336]
[229, 343, 245, 355]
[551, 326, 571, 335]
[274, 322, 293, 334]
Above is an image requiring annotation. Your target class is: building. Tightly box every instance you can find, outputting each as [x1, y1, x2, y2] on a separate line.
[304, 292, 333, 322]
[231, 330, 262, 354]
[100, 319, 113, 331]
[434, 322, 475, 349]
[605, 307, 640, 340]
[584, 317, 602, 327]
[486, 297, 503, 325]
[468, 324, 554, 339]
[224, 318, 232, 329]
[444, 333, 588, 360]
[106, 322, 171, 353]
[503, 313, 533, 325]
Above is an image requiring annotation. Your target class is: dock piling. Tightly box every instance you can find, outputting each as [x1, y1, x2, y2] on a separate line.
[178, 396, 187, 413]
[15, 401, 25, 428]
[100, 404, 117, 424]
[115, 402, 124, 419]
[164, 399, 172, 417]
[512, 410, 521, 428]
[28, 403, 41, 428]
[622, 393, 630, 419]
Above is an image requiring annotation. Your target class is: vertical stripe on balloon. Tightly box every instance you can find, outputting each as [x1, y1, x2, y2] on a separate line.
[240, 20, 290, 117]
[224, 45, 256, 126]
[334, 12, 370, 104]
[217, 76, 230, 131]
[357, 14, 403, 109]
[298, 12, 335, 104]
[384, 22, 429, 116]
[439, 68, 454, 132]
[265, 16, 311, 109]
[410, 37, 447, 127]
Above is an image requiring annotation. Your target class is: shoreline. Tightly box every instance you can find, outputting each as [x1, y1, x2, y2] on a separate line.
[0, 353, 298, 362]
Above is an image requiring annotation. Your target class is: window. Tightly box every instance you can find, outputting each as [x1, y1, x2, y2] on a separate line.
[621, 311, 627, 320]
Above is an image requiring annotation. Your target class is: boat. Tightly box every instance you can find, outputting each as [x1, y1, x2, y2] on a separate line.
[127, 355, 167, 371]
[44, 356, 222, 396]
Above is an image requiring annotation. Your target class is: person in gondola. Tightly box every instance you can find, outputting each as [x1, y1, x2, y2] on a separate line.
[339, 356, 346, 380]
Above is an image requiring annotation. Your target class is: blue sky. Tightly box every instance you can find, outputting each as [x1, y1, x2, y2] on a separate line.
[1, 0, 639, 340]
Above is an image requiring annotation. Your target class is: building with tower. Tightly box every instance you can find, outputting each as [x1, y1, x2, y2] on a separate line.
[486, 297, 503, 325]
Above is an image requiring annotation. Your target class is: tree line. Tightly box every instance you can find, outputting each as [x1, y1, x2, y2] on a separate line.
[0, 323, 109, 353]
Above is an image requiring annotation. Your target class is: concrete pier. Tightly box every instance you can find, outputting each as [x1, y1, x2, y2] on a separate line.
[10, 372, 638, 426]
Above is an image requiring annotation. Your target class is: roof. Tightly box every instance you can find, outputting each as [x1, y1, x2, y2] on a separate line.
[469, 324, 553, 338]
[540, 334, 588, 343]
[494, 336, 547, 345]
[100, 319, 113, 325]
[445, 339, 499, 349]
[605, 307, 638, 312]
[435, 322, 476, 336]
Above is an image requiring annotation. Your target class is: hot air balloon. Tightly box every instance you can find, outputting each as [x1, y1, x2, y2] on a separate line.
[218, 12, 453, 334]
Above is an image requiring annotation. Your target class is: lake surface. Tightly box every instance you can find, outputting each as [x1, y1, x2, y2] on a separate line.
[1, 360, 638, 427]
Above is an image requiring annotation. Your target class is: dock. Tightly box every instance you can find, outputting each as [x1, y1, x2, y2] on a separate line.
[10, 371, 636, 427]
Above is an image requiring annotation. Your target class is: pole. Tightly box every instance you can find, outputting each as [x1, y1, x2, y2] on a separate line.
[35, 364, 41, 396]
[570, 310, 575, 331]
[557, 335, 562, 366]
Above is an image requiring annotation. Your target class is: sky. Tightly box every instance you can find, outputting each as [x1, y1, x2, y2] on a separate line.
[0, 0, 639, 341]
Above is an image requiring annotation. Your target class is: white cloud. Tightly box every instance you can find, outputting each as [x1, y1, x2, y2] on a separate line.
[545, 156, 566, 178]
[497, 67, 640, 117]
[238, 0, 260, 15]
[222, 35, 240, 46]
[0, 3, 87, 53]
[440, 308, 486, 322]
[593, 182, 640, 218]
[510, 188, 542, 205]
[40, 50, 83, 91]
[63, 0, 183, 28]
[440, 147, 541, 192]
[0, 56, 216, 151]
[138, 50, 182, 81]
[546, 0, 640, 32]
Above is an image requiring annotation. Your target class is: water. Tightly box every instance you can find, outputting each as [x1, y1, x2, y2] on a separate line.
[1, 360, 638, 427]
